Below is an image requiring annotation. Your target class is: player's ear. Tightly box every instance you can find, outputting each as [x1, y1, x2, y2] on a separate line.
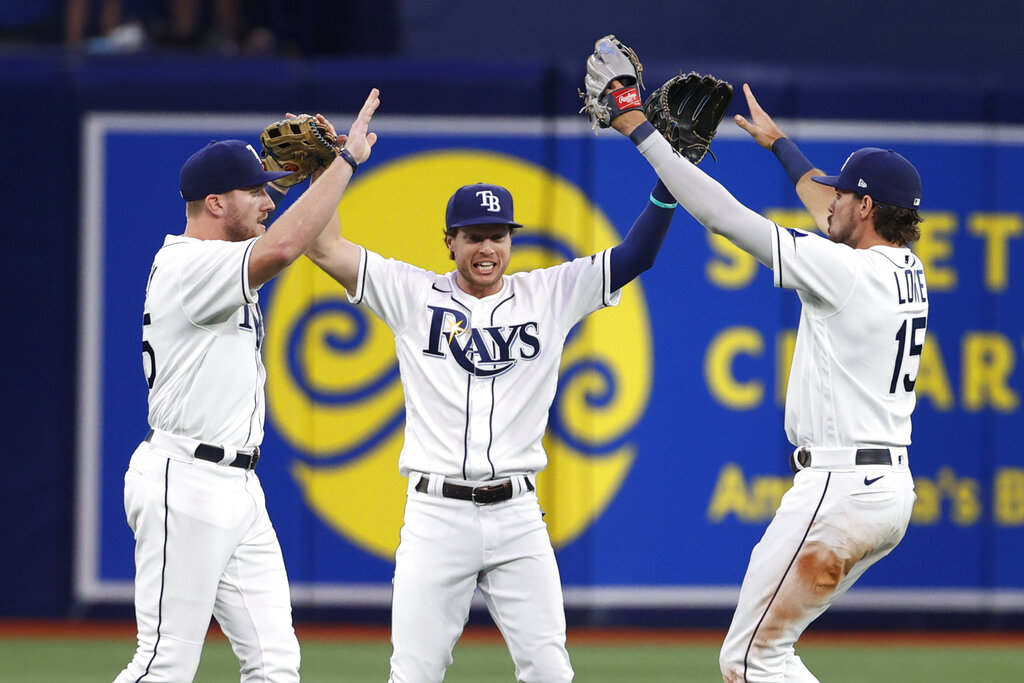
[860, 195, 875, 219]
[205, 193, 226, 217]
[444, 230, 456, 261]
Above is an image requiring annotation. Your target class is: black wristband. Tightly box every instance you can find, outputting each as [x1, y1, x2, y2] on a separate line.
[770, 137, 815, 186]
[338, 147, 358, 173]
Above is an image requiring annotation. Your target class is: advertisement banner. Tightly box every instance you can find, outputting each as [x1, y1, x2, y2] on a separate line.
[76, 114, 1024, 610]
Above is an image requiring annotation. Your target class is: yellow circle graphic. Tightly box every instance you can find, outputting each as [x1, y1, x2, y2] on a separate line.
[265, 149, 653, 560]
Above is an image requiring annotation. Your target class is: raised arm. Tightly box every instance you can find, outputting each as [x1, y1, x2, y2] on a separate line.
[608, 179, 676, 291]
[608, 108, 775, 267]
[304, 202, 363, 294]
[733, 83, 832, 232]
[248, 88, 379, 288]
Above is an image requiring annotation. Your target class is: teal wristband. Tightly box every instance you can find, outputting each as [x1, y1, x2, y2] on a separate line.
[649, 194, 677, 209]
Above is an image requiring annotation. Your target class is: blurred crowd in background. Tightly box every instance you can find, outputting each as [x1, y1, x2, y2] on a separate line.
[0, 0, 399, 57]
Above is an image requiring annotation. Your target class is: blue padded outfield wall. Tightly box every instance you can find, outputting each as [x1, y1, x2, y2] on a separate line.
[3, 24, 1024, 619]
[75, 112, 1024, 616]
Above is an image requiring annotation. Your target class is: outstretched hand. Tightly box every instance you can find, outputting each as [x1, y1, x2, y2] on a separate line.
[337, 88, 380, 164]
[734, 82, 833, 232]
[733, 83, 785, 150]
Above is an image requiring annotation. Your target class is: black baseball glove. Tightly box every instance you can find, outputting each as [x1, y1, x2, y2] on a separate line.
[643, 72, 733, 164]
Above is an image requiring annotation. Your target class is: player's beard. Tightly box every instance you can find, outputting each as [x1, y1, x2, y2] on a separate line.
[223, 205, 263, 242]
[826, 213, 855, 247]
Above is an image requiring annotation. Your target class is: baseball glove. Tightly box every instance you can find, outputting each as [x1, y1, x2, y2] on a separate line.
[259, 114, 340, 187]
[643, 72, 734, 164]
[580, 34, 645, 129]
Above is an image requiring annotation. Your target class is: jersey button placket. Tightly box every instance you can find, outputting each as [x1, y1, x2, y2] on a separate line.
[466, 379, 493, 479]
[465, 302, 495, 479]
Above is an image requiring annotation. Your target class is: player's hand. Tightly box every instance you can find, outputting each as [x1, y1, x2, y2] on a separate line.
[605, 79, 647, 136]
[303, 113, 340, 183]
[339, 88, 380, 165]
[733, 83, 785, 151]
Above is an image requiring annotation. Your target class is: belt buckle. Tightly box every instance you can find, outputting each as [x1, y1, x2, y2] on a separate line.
[471, 483, 505, 506]
[797, 448, 811, 469]
[790, 447, 811, 474]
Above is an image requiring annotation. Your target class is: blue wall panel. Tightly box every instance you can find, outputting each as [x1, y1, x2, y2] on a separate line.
[70, 115, 1024, 614]
[3, 44, 1024, 617]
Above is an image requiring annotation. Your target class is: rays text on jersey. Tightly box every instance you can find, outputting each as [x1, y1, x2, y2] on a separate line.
[421, 305, 541, 377]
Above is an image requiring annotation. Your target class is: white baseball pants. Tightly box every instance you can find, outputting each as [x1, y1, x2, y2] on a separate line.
[720, 461, 915, 682]
[113, 442, 300, 683]
[388, 474, 573, 682]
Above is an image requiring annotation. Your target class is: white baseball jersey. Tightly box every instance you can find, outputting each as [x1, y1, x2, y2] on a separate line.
[117, 232, 299, 683]
[348, 246, 620, 480]
[142, 234, 266, 449]
[638, 131, 928, 448]
[770, 227, 928, 448]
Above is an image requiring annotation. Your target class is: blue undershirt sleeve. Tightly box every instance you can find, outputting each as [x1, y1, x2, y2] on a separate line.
[608, 178, 676, 291]
[770, 137, 816, 186]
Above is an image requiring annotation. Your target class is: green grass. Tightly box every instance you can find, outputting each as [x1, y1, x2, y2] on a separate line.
[1, 633, 1022, 682]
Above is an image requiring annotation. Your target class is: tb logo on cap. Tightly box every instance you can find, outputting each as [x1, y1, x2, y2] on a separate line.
[476, 190, 502, 212]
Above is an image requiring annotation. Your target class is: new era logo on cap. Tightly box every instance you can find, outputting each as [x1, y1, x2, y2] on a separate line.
[811, 147, 922, 210]
[445, 183, 523, 229]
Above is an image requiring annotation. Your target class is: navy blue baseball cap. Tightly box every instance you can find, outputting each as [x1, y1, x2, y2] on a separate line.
[179, 139, 293, 201]
[445, 183, 523, 230]
[812, 147, 922, 210]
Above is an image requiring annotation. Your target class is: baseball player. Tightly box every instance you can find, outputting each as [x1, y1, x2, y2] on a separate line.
[304, 175, 678, 681]
[112, 90, 379, 683]
[595, 62, 926, 681]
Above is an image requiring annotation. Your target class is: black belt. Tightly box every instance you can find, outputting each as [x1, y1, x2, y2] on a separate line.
[791, 447, 893, 474]
[414, 476, 534, 505]
[145, 429, 260, 470]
